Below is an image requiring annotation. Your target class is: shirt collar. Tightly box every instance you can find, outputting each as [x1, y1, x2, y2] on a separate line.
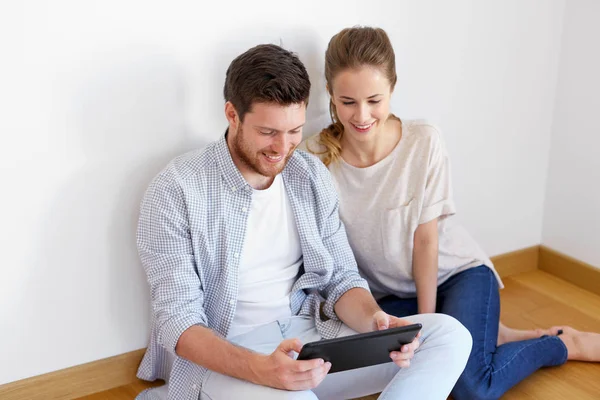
[214, 129, 308, 192]
[214, 130, 251, 194]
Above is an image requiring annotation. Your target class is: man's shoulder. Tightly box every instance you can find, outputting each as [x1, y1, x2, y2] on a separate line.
[285, 149, 339, 209]
[289, 147, 331, 181]
[147, 141, 220, 194]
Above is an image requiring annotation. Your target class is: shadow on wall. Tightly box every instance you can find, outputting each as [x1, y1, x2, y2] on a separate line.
[33, 46, 208, 358]
[31, 27, 330, 363]
[203, 25, 332, 138]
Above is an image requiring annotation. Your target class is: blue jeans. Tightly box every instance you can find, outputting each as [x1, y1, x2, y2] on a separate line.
[378, 265, 568, 400]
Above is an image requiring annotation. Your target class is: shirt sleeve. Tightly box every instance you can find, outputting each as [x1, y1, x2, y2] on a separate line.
[419, 127, 456, 225]
[137, 171, 208, 354]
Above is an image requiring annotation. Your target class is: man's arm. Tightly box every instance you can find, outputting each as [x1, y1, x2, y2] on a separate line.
[176, 325, 329, 389]
[333, 288, 421, 368]
[176, 325, 262, 381]
[138, 172, 209, 354]
[139, 171, 329, 390]
[412, 218, 439, 314]
[333, 287, 382, 333]
[306, 157, 372, 321]
[304, 157, 420, 368]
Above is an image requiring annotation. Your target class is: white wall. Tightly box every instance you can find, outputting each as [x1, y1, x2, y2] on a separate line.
[0, 0, 565, 384]
[542, 0, 600, 269]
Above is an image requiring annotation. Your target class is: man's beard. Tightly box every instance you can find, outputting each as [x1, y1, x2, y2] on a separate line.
[231, 125, 295, 178]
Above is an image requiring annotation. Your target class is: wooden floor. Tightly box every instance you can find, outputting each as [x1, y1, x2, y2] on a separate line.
[77, 270, 600, 400]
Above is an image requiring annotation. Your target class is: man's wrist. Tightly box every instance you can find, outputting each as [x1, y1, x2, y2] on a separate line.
[247, 352, 267, 385]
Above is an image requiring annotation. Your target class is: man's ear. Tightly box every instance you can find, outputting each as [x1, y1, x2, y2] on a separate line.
[224, 101, 239, 129]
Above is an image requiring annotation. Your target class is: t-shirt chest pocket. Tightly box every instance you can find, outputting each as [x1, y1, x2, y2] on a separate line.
[380, 198, 418, 263]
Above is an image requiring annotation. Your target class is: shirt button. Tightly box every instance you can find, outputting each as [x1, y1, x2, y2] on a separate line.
[231, 187, 237, 192]
[229, 299, 235, 305]
[234, 253, 240, 258]
[241, 207, 248, 212]
[192, 384, 198, 390]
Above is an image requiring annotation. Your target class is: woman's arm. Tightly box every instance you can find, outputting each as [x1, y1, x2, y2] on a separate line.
[412, 218, 439, 314]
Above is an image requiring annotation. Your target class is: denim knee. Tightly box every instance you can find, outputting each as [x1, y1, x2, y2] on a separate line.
[452, 371, 502, 400]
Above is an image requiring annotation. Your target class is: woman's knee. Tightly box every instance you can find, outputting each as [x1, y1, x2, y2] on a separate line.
[452, 376, 501, 400]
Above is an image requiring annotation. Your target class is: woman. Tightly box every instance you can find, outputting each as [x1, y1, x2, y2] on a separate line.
[303, 26, 600, 400]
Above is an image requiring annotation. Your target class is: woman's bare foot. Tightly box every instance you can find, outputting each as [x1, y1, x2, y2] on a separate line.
[556, 326, 600, 362]
[497, 322, 555, 346]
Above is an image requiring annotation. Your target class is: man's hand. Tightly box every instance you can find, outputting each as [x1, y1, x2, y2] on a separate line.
[372, 310, 421, 368]
[251, 338, 331, 391]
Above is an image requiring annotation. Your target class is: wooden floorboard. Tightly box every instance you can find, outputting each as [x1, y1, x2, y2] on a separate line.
[77, 270, 600, 400]
[497, 272, 600, 399]
[74, 380, 163, 400]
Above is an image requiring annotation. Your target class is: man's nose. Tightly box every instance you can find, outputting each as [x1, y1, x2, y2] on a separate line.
[272, 134, 288, 154]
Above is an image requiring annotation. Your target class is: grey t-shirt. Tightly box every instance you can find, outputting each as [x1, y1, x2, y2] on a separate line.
[302, 119, 503, 299]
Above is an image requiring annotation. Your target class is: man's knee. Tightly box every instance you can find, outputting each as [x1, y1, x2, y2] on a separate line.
[278, 390, 319, 400]
[443, 314, 472, 359]
[440, 314, 472, 350]
[203, 387, 318, 400]
[419, 313, 473, 356]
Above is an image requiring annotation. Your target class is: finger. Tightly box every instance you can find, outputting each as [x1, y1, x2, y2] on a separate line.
[374, 311, 389, 330]
[391, 349, 412, 360]
[392, 357, 411, 368]
[293, 358, 325, 372]
[389, 317, 412, 328]
[402, 341, 418, 357]
[397, 339, 418, 354]
[409, 337, 421, 351]
[278, 338, 303, 354]
[390, 348, 412, 361]
[289, 362, 331, 390]
[293, 361, 330, 380]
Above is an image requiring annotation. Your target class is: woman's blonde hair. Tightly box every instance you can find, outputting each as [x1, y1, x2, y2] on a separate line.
[310, 26, 399, 166]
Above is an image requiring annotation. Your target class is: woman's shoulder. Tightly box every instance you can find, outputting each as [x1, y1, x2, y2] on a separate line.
[298, 132, 328, 162]
[402, 119, 446, 152]
[403, 119, 443, 139]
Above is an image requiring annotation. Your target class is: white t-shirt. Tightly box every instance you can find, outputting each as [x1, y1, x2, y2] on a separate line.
[227, 175, 303, 338]
[303, 119, 503, 299]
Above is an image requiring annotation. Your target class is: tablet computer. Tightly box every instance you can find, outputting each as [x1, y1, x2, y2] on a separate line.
[297, 323, 422, 373]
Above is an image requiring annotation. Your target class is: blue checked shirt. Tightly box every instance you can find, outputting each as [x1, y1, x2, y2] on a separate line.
[135, 134, 370, 400]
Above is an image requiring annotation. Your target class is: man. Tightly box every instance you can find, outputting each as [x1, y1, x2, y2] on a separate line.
[135, 44, 472, 400]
